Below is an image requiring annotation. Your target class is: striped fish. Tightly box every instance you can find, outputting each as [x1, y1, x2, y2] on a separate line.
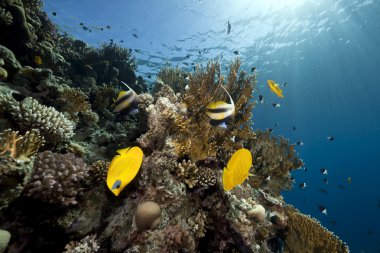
[205, 85, 235, 126]
[112, 81, 138, 113]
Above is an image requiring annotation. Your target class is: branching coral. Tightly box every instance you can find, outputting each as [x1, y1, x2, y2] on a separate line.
[156, 66, 188, 95]
[173, 59, 256, 161]
[284, 205, 349, 253]
[89, 160, 109, 182]
[64, 234, 100, 253]
[5, 96, 75, 144]
[24, 151, 89, 206]
[56, 86, 92, 122]
[176, 160, 217, 189]
[0, 129, 44, 161]
[249, 131, 303, 195]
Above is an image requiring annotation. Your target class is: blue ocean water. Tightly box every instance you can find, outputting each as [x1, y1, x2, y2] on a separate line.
[43, 0, 380, 251]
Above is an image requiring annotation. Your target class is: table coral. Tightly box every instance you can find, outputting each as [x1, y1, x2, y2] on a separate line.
[24, 151, 89, 206]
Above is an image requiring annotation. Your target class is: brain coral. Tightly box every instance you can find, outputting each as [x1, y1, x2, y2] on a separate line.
[7, 97, 75, 143]
[24, 151, 89, 206]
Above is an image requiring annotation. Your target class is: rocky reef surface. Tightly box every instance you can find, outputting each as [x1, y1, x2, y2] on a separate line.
[0, 0, 350, 252]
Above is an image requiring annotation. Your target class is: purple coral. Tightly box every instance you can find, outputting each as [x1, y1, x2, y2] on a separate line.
[24, 151, 89, 206]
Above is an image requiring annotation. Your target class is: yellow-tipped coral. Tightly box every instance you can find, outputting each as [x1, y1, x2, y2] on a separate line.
[284, 205, 349, 253]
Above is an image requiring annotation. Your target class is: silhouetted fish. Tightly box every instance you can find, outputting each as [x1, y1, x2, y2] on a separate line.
[227, 21, 231, 34]
[323, 178, 328, 184]
[233, 50, 239, 55]
[320, 168, 328, 175]
[318, 205, 327, 215]
[327, 136, 335, 141]
[296, 141, 304, 146]
[106, 25, 111, 29]
[293, 126, 296, 131]
[133, 34, 138, 38]
[52, 12, 57, 16]
[258, 95, 264, 103]
[299, 182, 307, 189]
[251, 67, 256, 72]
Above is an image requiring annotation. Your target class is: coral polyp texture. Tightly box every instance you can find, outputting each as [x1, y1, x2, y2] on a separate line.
[24, 151, 89, 206]
[3, 96, 75, 144]
[284, 205, 349, 252]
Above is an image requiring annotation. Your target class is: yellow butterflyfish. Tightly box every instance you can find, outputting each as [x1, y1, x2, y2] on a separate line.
[106, 146, 144, 196]
[267, 80, 284, 98]
[222, 148, 253, 191]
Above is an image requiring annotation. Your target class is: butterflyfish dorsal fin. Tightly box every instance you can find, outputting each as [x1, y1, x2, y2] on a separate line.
[220, 85, 234, 107]
[121, 81, 137, 94]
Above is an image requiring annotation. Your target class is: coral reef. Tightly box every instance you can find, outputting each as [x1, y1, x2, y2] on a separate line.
[134, 201, 161, 231]
[63, 234, 99, 253]
[0, 229, 11, 253]
[24, 151, 89, 206]
[2, 96, 75, 144]
[0, 129, 44, 161]
[249, 130, 303, 195]
[284, 205, 349, 252]
[0, 1, 350, 252]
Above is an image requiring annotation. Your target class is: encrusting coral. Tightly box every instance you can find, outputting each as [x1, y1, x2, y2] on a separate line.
[24, 151, 89, 206]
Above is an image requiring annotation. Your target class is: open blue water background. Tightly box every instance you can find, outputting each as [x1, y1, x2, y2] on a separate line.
[43, 0, 380, 251]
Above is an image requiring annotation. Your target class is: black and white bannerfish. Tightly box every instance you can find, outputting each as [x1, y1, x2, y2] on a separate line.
[111, 81, 138, 114]
[293, 126, 296, 131]
[205, 85, 235, 128]
[320, 168, 328, 175]
[272, 103, 280, 108]
[327, 136, 335, 141]
[296, 141, 304, 146]
[318, 205, 327, 215]
[299, 182, 307, 189]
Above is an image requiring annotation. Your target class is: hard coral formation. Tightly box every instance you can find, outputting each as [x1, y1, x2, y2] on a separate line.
[134, 201, 161, 231]
[284, 205, 349, 253]
[0, 153, 33, 210]
[24, 151, 89, 206]
[155, 66, 188, 95]
[5, 96, 75, 144]
[250, 131, 303, 195]
[0, 129, 44, 161]
[0, 229, 11, 253]
[64, 234, 100, 253]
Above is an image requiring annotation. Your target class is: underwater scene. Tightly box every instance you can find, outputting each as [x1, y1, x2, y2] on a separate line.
[0, 0, 380, 252]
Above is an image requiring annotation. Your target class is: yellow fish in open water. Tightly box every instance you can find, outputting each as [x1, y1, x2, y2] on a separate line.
[222, 148, 253, 191]
[106, 146, 144, 196]
[267, 80, 284, 98]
